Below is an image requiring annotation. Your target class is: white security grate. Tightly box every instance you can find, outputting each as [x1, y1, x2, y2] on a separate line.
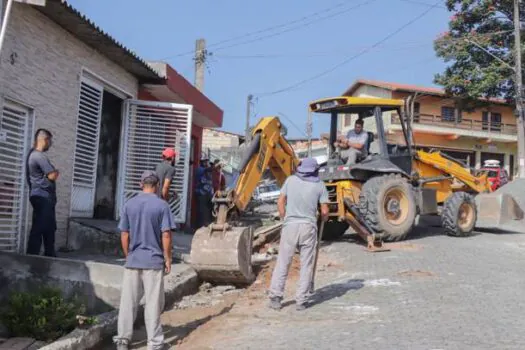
[118, 100, 193, 223]
[70, 78, 103, 217]
[0, 101, 32, 252]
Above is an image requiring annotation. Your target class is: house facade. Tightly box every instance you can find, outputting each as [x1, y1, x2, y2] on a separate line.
[340, 80, 517, 176]
[0, 0, 222, 253]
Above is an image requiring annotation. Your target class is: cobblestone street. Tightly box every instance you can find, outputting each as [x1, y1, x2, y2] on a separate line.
[173, 220, 525, 350]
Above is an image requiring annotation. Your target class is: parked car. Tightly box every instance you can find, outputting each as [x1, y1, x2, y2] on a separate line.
[253, 182, 280, 203]
[479, 160, 509, 191]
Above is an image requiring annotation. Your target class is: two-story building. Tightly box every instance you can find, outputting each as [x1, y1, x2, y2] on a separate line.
[339, 79, 517, 177]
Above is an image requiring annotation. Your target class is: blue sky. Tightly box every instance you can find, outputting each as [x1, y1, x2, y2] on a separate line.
[67, 0, 451, 138]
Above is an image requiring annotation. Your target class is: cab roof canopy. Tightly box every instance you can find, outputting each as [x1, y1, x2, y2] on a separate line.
[309, 96, 404, 115]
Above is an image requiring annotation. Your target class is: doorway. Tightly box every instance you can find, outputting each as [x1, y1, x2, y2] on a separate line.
[93, 91, 123, 219]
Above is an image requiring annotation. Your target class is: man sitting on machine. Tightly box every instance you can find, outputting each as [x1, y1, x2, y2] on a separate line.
[334, 118, 368, 165]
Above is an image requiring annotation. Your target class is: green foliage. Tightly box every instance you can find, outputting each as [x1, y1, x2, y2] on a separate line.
[434, 0, 519, 106]
[0, 287, 86, 341]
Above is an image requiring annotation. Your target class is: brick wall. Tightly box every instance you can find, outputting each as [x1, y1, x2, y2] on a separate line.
[0, 3, 139, 248]
[202, 128, 241, 151]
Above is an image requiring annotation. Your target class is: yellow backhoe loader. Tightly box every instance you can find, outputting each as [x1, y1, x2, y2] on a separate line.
[190, 96, 492, 285]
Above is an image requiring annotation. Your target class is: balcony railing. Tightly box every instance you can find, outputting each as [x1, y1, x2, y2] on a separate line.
[391, 113, 517, 135]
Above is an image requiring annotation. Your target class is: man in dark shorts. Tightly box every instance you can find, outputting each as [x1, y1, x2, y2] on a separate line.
[26, 128, 59, 257]
[113, 170, 175, 350]
[155, 148, 178, 201]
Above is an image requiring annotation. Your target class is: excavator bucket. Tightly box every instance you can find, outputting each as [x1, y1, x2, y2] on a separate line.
[190, 225, 255, 285]
[476, 192, 524, 229]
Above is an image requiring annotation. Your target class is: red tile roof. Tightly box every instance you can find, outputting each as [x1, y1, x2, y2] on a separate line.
[343, 79, 508, 105]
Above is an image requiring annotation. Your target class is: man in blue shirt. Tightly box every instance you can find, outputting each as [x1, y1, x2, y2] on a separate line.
[26, 128, 59, 257]
[113, 170, 176, 350]
[195, 158, 213, 228]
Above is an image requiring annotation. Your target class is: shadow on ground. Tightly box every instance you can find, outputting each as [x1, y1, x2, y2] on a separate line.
[308, 279, 365, 307]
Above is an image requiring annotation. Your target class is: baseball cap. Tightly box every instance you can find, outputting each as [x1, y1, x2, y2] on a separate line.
[162, 148, 177, 159]
[141, 170, 159, 184]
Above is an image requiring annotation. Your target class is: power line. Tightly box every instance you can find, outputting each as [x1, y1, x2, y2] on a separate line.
[398, 0, 447, 9]
[209, 0, 376, 53]
[158, 0, 375, 60]
[277, 112, 308, 138]
[213, 43, 430, 59]
[253, 1, 443, 98]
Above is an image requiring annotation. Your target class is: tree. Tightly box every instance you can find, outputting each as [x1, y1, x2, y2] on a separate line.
[434, 0, 518, 107]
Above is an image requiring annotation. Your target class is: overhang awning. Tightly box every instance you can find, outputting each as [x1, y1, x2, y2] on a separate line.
[142, 62, 223, 128]
[34, 0, 162, 83]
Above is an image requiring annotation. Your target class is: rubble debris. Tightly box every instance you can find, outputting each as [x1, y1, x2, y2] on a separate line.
[175, 284, 242, 310]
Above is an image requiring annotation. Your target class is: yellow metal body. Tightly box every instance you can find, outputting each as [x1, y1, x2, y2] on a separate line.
[232, 116, 299, 211]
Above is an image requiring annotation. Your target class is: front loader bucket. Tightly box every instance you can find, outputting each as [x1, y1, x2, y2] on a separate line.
[475, 192, 524, 229]
[190, 225, 255, 285]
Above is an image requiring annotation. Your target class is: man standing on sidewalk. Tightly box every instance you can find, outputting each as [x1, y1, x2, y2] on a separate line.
[268, 158, 329, 311]
[113, 170, 175, 350]
[26, 128, 59, 257]
[155, 148, 178, 201]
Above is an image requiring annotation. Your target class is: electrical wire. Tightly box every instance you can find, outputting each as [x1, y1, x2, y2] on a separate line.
[254, 0, 442, 97]
[277, 112, 308, 138]
[158, 0, 375, 60]
[209, 0, 376, 53]
[398, 0, 447, 10]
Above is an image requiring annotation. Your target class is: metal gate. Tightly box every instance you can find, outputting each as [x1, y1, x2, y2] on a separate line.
[0, 100, 33, 252]
[70, 78, 103, 217]
[117, 100, 193, 223]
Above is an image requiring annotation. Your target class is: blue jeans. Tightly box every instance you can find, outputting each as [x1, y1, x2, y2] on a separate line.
[27, 196, 57, 256]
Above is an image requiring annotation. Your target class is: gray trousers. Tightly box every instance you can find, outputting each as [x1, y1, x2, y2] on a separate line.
[269, 223, 317, 305]
[114, 268, 165, 349]
[340, 148, 363, 165]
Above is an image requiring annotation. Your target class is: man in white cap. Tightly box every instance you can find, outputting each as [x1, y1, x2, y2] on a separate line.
[113, 170, 176, 350]
[268, 157, 329, 311]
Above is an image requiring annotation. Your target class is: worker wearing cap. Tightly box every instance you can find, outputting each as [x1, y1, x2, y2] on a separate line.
[113, 170, 176, 350]
[268, 157, 329, 311]
[155, 148, 178, 202]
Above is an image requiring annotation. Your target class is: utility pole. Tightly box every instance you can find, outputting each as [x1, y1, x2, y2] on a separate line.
[245, 94, 253, 143]
[194, 38, 206, 92]
[514, 0, 525, 178]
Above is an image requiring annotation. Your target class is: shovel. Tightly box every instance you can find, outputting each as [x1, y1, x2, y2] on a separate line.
[308, 218, 325, 295]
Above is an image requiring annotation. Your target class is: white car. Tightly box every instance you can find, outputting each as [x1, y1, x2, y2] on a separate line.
[254, 183, 280, 203]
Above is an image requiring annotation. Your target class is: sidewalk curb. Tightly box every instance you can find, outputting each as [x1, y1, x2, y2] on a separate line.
[39, 266, 199, 350]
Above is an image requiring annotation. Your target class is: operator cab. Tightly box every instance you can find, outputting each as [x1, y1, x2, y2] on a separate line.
[309, 96, 411, 181]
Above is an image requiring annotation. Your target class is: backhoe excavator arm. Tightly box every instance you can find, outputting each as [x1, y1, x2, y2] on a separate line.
[213, 116, 299, 226]
[232, 117, 299, 212]
[190, 117, 299, 285]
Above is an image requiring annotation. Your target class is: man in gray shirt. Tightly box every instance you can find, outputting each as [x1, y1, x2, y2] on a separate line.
[155, 147, 178, 201]
[25, 129, 59, 257]
[268, 158, 329, 311]
[335, 118, 369, 165]
[113, 170, 176, 350]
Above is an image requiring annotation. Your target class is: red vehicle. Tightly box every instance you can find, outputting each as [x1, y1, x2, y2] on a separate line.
[479, 160, 509, 191]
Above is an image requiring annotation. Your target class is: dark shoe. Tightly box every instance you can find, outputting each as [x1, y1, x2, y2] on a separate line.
[296, 303, 308, 311]
[268, 297, 282, 310]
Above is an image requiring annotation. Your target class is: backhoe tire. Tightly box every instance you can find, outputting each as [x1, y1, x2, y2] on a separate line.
[358, 174, 416, 242]
[321, 220, 349, 241]
[442, 192, 477, 237]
